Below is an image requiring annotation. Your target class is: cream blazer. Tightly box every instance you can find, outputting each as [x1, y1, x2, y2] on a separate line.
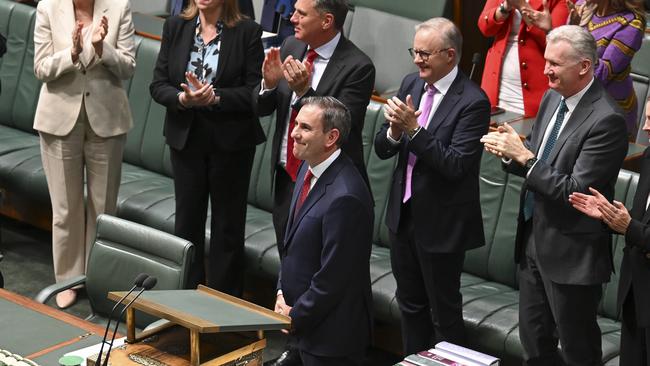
[33, 0, 135, 137]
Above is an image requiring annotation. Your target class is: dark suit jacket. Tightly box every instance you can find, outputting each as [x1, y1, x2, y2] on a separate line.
[279, 153, 374, 357]
[618, 147, 650, 327]
[0, 32, 5, 94]
[374, 71, 491, 253]
[150, 15, 265, 151]
[256, 35, 375, 180]
[508, 81, 628, 285]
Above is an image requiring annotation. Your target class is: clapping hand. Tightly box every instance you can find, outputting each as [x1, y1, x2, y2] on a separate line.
[262, 47, 283, 90]
[92, 16, 108, 57]
[282, 55, 312, 97]
[569, 187, 632, 234]
[384, 95, 421, 139]
[71, 21, 83, 62]
[520, 0, 552, 32]
[179, 71, 218, 107]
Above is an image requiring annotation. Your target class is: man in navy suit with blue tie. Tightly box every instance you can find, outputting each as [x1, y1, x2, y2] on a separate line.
[274, 96, 373, 366]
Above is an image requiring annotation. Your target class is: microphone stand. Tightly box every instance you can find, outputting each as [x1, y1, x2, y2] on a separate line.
[102, 277, 158, 366]
[95, 273, 148, 366]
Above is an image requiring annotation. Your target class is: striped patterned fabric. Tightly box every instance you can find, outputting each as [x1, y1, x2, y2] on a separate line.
[578, 0, 645, 137]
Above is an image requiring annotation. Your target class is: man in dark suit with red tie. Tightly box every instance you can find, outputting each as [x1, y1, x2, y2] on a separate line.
[255, 0, 375, 247]
[274, 96, 373, 366]
[374, 18, 490, 354]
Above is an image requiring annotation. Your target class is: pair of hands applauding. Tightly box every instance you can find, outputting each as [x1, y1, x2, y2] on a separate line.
[71, 15, 108, 63]
[505, 0, 583, 32]
[569, 188, 632, 234]
[263, 47, 314, 97]
[179, 71, 219, 108]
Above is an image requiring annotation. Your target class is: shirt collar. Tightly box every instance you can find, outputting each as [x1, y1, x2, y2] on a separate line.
[428, 66, 458, 96]
[563, 78, 594, 113]
[309, 149, 341, 179]
[309, 32, 341, 61]
[194, 17, 223, 36]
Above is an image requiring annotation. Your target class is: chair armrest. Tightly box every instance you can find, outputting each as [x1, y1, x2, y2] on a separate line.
[35, 275, 87, 303]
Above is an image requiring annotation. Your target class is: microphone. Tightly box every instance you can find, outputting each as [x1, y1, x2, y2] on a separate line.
[469, 52, 482, 81]
[95, 273, 148, 366]
[102, 276, 158, 366]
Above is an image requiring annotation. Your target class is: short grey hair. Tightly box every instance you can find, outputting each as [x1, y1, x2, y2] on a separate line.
[301, 96, 351, 146]
[547, 25, 597, 65]
[415, 17, 462, 65]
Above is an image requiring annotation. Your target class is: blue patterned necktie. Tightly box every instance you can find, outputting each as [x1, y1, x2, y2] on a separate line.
[523, 99, 568, 221]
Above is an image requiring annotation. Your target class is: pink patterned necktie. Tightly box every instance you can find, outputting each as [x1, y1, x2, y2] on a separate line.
[403, 84, 437, 203]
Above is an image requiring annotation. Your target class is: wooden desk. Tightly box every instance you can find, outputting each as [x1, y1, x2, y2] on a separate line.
[0, 289, 108, 365]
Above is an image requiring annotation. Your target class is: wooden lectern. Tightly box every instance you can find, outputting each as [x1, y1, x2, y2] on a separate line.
[104, 285, 291, 366]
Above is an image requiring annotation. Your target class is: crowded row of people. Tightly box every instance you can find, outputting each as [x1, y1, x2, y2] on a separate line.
[29, 0, 649, 365]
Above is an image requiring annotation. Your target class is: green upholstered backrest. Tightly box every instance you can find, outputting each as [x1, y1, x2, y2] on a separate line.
[86, 214, 193, 329]
[347, 0, 450, 21]
[599, 170, 639, 319]
[247, 114, 276, 212]
[123, 36, 173, 177]
[464, 153, 521, 289]
[363, 100, 398, 247]
[0, 0, 40, 133]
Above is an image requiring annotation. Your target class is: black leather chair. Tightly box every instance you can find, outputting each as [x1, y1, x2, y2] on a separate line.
[35, 214, 194, 329]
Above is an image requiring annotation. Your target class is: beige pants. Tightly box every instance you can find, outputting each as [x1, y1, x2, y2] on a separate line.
[39, 105, 125, 283]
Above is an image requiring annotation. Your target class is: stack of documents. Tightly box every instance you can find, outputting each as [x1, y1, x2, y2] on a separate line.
[397, 341, 500, 366]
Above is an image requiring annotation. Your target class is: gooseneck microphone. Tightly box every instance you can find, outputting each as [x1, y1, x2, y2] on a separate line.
[95, 273, 148, 366]
[469, 52, 482, 81]
[102, 276, 158, 366]
[273, 4, 286, 35]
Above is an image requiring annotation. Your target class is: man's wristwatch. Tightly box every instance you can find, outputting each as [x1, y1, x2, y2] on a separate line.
[407, 126, 421, 138]
[499, 2, 511, 14]
[524, 157, 538, 171]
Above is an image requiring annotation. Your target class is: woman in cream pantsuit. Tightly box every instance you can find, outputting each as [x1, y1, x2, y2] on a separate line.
[33, 0, 135, 308]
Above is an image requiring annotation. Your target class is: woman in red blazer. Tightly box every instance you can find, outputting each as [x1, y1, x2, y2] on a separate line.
[478, 0, 568, 117]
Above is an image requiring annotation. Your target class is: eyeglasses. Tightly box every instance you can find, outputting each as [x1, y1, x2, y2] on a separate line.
[408, 47, 450, 61]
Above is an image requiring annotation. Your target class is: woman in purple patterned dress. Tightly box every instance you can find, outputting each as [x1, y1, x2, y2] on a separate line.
[524, 0, 646, 138]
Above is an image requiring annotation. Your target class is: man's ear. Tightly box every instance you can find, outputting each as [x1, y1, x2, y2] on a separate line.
[325, 128, 340, 149]
[322, 13, 334, 30]
[579, 58, 592, 76]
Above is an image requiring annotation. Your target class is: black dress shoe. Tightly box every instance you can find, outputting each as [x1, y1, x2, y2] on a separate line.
[263, 349, 302, 366]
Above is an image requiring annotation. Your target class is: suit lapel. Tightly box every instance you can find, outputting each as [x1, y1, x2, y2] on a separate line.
[284, 156, 344, 248]
[426, 74, 462, 135]
[174, 18, 196, 84]
[213, 25, 232, 84]
[314, 37, 347, 95]
[58, 0, 75, 38]
[533, 93, 561, 155]
[637, 151, 650, 223]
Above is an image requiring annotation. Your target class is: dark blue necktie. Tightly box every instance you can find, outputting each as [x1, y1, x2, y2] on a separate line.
[523, 99, 568, 221]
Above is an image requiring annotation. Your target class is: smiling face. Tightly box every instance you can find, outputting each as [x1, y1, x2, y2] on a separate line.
[291, 104, 339, 167]
[412, 28, 455, 85]
[543, 40, 591, 97]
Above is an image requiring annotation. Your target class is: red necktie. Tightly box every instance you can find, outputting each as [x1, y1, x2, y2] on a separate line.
[294, 169, 314, 217]
[285, 49, 319, 181]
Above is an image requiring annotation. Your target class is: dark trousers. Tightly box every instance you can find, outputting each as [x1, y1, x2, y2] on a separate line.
[389, 204, 466, 355]
[620, 289, 650, 365]
[519, 221, 603, 366]
[299, 350, 363, 366]
[170, 127, 255, 296]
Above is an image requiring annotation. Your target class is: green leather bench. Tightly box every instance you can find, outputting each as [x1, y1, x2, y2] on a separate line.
[0, 0, 636, 363]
